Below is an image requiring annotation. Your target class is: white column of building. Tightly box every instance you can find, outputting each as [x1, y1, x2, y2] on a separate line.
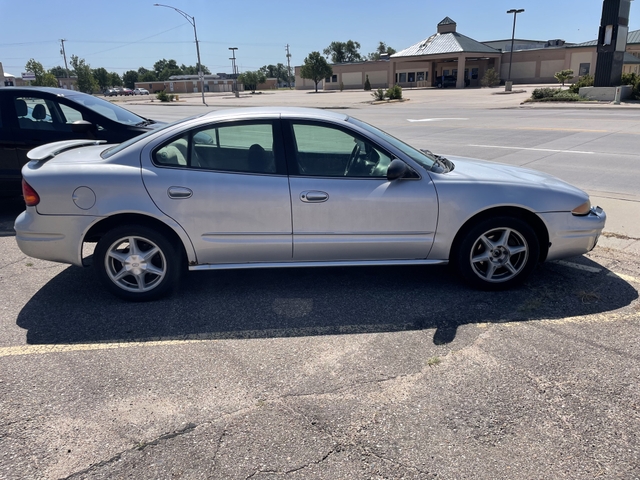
[457, 55, 466, 88]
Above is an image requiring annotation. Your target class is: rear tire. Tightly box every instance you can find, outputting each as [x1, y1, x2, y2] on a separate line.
[94, 225, 182, 301]
[455, 216, 539, 290]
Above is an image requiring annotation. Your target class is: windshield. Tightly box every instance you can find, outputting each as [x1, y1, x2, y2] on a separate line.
[65, 93, 146, 125]
[101, 114, 207, 158]
[347, 117, 436, 170]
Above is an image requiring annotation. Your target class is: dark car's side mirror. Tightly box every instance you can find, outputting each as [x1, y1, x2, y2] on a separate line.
[71, 120, 94, 134]
[387, 159, 408, 181]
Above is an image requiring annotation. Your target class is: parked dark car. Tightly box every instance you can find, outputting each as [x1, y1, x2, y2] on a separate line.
[103, 88, 118, 97]
[436, 75, 458, 88]
[435, 76, 471, 88]
[0, 86, 162, 196]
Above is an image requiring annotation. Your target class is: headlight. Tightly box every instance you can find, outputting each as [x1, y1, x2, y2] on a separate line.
[571, 199, 591, 216]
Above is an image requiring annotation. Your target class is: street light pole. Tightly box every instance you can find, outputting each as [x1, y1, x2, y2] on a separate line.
[506, 8, 525, 89]
[154, 3, 207, 105]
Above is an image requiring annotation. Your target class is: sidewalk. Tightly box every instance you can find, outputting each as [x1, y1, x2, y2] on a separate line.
[115, 84, 640, 110]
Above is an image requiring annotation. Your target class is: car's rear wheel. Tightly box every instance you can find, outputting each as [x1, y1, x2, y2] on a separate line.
[95, 225, 182, 301]
[455, 216, 539, 290]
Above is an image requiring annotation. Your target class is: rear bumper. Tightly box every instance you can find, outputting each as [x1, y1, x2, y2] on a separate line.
[14, 209, 97, 267]
[540, 206, 606, 261]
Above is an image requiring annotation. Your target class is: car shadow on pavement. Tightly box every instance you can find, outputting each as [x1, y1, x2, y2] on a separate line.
[0, 197, 24, 237]
[16, 257, 638, 346]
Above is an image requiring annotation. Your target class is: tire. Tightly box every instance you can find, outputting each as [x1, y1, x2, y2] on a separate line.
[455, 216, 539, 290]
[94, 225, 182, 301]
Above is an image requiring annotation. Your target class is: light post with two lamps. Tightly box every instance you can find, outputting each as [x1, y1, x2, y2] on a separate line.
[506, 8, 524, 92]
[154, 3, 207, 105]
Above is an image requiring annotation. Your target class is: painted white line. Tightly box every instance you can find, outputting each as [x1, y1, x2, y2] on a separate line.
[469, 144, 595, 155]
[607, 271, 640, 284]
[551, 260, 602, 273]
[407, 118, 469, 122]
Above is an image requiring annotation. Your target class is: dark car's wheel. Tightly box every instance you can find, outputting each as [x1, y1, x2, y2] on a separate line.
[95, 225, 182, 301]
[437, 82, 443, 88]
[455, 216, 540, 290]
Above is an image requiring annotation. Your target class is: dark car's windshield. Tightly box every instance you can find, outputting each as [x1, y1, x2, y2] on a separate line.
[65, 93, 147, 125]
[347, 117, 436, 170]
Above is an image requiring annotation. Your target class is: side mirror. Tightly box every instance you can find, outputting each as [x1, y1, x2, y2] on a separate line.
[387, 159, 408, 181]
[71, 120, 94, 134]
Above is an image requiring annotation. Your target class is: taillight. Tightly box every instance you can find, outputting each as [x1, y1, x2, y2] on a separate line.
[22, 180, 40, 207]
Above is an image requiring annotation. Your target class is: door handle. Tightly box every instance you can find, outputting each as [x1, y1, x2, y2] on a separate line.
[300, 191, 329, 203]
[167, 186, 193, 199]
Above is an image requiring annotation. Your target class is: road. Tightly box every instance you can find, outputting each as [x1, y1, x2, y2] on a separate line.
[1, 91, 639, 479]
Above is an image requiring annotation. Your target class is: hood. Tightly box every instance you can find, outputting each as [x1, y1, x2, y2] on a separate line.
[442, 156, 587, 197]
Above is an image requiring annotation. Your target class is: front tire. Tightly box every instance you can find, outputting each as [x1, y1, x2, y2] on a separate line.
[95, 225, 182, 301]
[455, 216, 539, 290]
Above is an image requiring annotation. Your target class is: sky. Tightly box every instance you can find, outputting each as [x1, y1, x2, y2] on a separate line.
[1, 0, 638, 77]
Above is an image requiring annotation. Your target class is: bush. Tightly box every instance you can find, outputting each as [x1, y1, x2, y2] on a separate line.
[371, 88, 385, 101]
[554, 69, 574, 86]
[386, 84, 403, 100]
[528, 87, 582, 102]
[364, 75, 371, 91]
[621, 72, 640, 99]
[569, 74, 594, 94]
[481, 68, 500, 87]
[531, 87, 562, 100]
[156, 91, 174, 102]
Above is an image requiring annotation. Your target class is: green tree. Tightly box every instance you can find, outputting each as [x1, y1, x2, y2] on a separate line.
[260, 63, 288, 84]
[24, 59, 58, 87]
[300, 51, 333, 93]
[154, 58, 181, 81]
[238, 70, 266, 93]
[92, 67, 110, 89]
[70, 55, 97, 93]
[109, 72, 122, 87]
[180, 64, 211, 75]
[481, 68, 500, 88]
[554, 69, 574, 86]
[364, 75, 371, 91]
[140, 70, 157, 82]
[48, 66, 69, 78]
[323, 40, 361, 63]
[122, 70, 139, 89]
[367, 42, 397, 61]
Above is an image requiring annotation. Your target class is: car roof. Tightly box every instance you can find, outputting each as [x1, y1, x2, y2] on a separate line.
[0, 86, 90, 98]
[199, 107, 349, 123]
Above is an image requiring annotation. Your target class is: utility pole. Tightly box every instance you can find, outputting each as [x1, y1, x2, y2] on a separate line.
[229, 47, 239, 97]
[60, 39, 70, 78]
[285, 44, 292, 89]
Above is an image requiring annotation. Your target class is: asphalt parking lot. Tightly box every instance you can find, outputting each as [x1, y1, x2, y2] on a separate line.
[1, 90, 640, 479]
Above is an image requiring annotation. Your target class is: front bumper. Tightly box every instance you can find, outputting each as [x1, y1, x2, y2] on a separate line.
[540, 206, 606, 261]
[14, 209, 98, 267]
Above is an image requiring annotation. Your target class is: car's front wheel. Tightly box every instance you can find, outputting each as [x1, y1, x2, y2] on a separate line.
[455, 216, 540, 290]
[94, 225, 182, 301]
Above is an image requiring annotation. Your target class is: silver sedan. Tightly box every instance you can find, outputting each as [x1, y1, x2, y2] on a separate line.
[15, 107, 605, 301]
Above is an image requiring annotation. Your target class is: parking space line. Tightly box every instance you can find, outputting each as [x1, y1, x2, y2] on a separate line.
[407, 118, 469, 122]
[551, 260, 602, 273]
[469, 144, 595, 154]
[607, 271, 640, 284]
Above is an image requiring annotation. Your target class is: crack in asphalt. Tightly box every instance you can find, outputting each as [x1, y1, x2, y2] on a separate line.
[61, 423, 197, 479]
[244, 448, 339, 479]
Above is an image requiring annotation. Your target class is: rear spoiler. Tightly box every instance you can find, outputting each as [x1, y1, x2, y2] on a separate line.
[27, 139, 107, 162]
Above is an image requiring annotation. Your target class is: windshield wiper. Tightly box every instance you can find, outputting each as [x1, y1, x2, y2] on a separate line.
[421, 149, 451, 173]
